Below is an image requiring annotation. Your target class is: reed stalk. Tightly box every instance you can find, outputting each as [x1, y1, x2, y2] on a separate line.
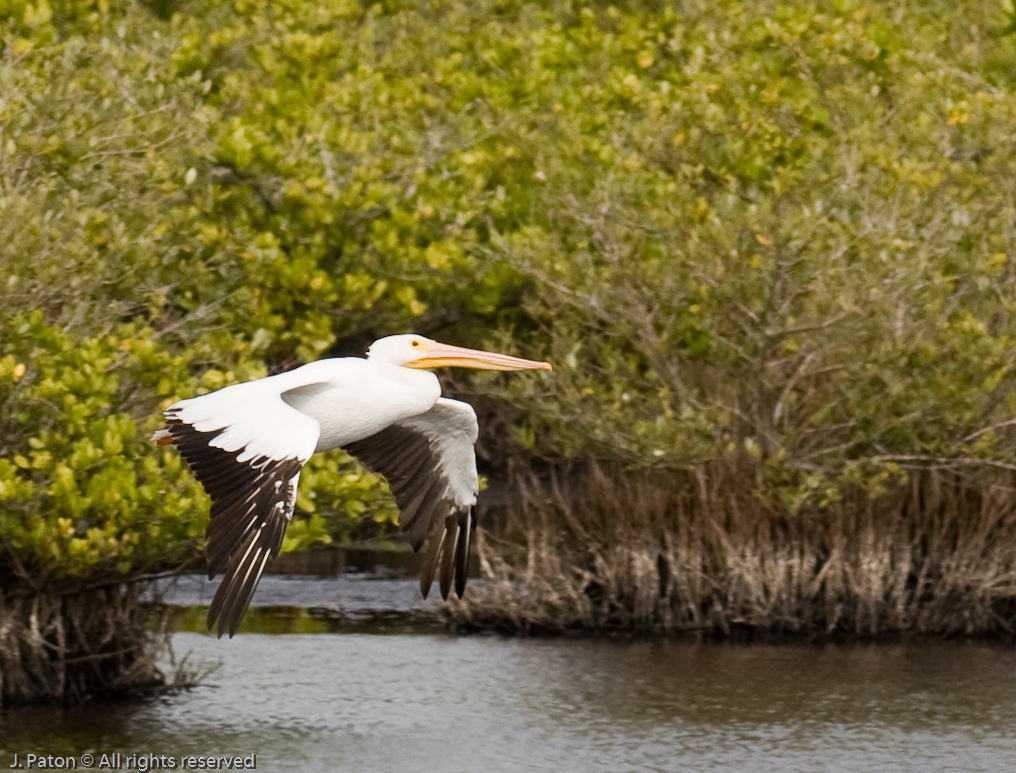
[450, 461, 1016, 637]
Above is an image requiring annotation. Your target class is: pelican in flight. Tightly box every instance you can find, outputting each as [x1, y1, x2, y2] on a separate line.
[154, 334, 551, 637]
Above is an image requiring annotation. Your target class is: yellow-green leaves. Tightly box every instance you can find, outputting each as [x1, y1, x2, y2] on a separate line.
[6, 0, 1016, 582]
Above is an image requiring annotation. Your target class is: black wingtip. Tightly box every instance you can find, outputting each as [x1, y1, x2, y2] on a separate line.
[438, 514, 458, 600]
[420, 521, 445, 600]
[207, 538, 274, 638]
[452, 507, 472, 598]
[165, 419, 302, 638]
[418, 507, 475, 602]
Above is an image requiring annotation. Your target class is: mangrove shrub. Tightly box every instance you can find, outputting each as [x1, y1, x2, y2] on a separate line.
[3, 0, 1016, 658]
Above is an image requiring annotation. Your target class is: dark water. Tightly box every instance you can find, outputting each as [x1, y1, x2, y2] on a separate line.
[3, 577, 1016, 772]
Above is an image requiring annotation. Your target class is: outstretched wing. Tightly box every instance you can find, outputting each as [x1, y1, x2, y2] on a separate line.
[343, 398, 479, 600]
[160, 382, 321, 638]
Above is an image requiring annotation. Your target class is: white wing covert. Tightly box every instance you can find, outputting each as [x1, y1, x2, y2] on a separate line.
[343, 398, 479, 599]
[163, 383, 321, 637]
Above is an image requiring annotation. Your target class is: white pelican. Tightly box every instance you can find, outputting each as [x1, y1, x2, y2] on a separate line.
[153, 334, 551, 637]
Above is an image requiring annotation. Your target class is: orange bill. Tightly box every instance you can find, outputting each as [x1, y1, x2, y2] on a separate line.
[404, 341, 553, 372]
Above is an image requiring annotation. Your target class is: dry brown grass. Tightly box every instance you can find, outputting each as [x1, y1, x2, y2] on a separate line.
[0, 582, 167, 705]
[449, 461, 1016, 637]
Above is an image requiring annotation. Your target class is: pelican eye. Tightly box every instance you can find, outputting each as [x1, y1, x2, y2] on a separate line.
[411, 340, 421, 347]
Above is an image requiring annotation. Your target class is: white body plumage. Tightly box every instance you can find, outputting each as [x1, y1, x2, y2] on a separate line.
[154, 334, 551, 637]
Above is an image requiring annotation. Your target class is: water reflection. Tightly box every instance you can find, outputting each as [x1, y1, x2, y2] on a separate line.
[3, 631, 1016, 773]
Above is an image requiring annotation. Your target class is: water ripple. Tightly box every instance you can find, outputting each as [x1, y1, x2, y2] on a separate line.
[3, 583, 1016, 772]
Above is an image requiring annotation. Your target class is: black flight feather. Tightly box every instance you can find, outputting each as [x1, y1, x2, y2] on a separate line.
[166, 414, 302, 637]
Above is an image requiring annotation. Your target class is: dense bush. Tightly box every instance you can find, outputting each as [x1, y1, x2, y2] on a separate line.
[3, 0, 1016, 594]
[483, 1, 1016, 512]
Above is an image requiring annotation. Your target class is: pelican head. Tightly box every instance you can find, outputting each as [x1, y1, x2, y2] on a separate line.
[368, 334, 552, 372]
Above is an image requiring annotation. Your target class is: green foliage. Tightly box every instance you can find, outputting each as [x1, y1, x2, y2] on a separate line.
[4, 0, 1016, 587]
[0, 2, 400, 582]
[483, 0, 1016, 513]
[0, 311, 201, 578]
